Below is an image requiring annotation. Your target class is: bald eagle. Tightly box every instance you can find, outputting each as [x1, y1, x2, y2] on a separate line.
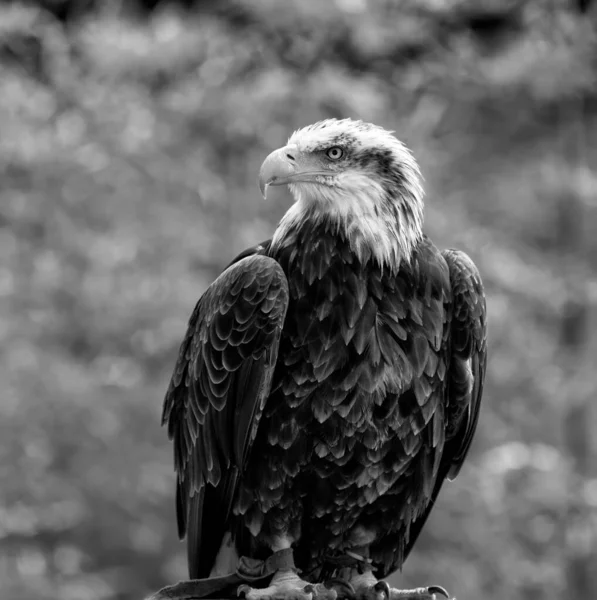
[162, 119, 487, 600]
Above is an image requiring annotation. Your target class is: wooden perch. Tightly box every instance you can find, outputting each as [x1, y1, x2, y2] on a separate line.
[145, 580, 450, 600]
[144, 549, 449, 600]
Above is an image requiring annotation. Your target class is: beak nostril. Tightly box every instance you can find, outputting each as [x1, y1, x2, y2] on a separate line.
[286, 153, 296, 161]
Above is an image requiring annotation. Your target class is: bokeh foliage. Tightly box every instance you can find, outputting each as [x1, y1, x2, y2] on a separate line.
[1, 1, 596, 599]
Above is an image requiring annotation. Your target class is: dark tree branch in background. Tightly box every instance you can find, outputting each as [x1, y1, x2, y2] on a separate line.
[576, 0, 593, 14]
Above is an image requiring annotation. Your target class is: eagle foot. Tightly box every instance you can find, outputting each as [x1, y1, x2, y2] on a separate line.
[357, 581, 451, 600]
[238, 570, 338, 600]
[323, 578, 356, 600]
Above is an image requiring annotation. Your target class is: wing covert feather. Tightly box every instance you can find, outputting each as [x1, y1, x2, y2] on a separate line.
[162, 251, 288, 578]
[393, 246, 487, 571]
[442, 249, 487, 479]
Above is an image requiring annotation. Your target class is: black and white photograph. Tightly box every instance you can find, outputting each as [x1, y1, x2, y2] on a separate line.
[1, 1, 596, 599]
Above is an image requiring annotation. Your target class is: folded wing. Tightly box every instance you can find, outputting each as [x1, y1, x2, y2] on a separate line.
[162, 253, 289, 578]
[401, 248, 487, 564]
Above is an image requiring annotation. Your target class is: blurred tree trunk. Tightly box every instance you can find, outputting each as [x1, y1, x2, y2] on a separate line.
[560, 296, 594, 599]
[556, 94, 597, 600]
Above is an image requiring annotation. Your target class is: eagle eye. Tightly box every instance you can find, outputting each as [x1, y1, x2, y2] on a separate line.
[326, 147, 344, 160]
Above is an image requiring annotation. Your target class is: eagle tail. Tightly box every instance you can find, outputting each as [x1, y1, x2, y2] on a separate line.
[185, 487, 206, 579]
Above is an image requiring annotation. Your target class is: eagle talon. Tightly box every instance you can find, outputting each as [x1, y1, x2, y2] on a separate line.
[427, 586, 450, 599]
[237, 583, 276, 600]
[356, 582, 451, 600]
[373, 581, 391, 600]
[305, 583, 338, 600]
[237, 577, 336, 600]
[324, 578, 356, 600]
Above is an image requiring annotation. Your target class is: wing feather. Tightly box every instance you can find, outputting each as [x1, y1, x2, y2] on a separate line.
[400, 247, 487, 565]
[162, 247, 288, 579]
[442, 249, 487, 479]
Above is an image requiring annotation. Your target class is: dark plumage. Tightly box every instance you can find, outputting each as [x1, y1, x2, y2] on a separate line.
[162, 119, 487, 599]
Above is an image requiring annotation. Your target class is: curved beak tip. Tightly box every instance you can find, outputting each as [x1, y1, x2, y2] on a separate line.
[259, 181, 270, 199]
[258, 146, 297, 200]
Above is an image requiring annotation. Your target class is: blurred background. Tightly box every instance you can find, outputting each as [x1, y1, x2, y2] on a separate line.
[1, 1, 596, 599]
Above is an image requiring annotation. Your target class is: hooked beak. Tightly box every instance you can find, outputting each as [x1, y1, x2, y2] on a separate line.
[258, 146, 298, 199]
[258, 145, 328, 199]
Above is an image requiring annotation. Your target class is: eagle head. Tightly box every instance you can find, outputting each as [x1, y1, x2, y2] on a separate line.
[259, 118, 424, 270]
